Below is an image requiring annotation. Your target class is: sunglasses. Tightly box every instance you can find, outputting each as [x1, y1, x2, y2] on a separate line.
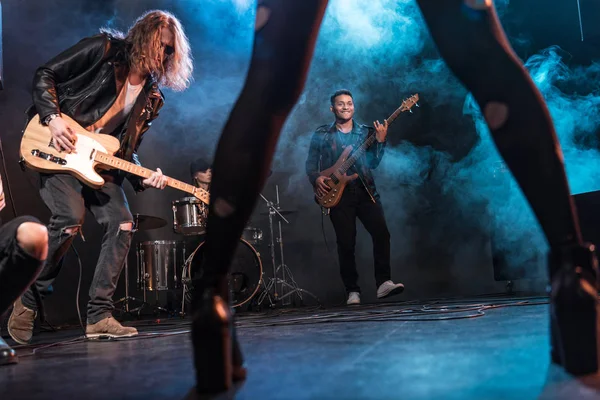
[162, 44, 175, 56]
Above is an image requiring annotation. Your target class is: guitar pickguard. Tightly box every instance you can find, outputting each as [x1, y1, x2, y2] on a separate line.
[69, 135, 108, 184]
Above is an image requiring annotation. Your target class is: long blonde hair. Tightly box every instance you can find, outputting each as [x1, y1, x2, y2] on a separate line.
[123, 10, 193, 92]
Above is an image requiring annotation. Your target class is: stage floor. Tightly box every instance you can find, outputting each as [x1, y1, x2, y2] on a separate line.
[2, 295, 600, 400]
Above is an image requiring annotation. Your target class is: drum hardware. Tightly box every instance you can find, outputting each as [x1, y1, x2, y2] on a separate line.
[169, 195, 265, 315]
[172, 197, 208, 235]
[242, 226, 263, 245]
[114, 214, 167, 315]
[258, 209, 296, 216]
[136, 240, 186, 315]
[256, 185, 320, 308]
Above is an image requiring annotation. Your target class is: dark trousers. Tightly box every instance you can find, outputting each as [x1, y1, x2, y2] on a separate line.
[21, 174, 133, 324]
[0, 216, 45, 316]
[329, 183, 391, 293]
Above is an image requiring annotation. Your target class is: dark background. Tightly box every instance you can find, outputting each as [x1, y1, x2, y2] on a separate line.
[1, 0, 600, 325]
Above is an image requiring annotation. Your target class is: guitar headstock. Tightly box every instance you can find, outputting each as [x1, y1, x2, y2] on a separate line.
[400, 94, 419, 112]
[192, 187, 210, 205]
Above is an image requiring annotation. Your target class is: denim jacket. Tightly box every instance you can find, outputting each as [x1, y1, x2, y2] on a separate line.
[305, 120, 386, 202]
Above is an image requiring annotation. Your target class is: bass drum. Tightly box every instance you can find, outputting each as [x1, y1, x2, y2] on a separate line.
[183, 239, 263, 308]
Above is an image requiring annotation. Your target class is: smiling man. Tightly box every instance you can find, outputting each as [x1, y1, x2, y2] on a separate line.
[306, 89, 405, 305]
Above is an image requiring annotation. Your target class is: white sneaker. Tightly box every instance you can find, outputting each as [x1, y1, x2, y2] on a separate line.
[347, 292, 361, 305]
[376, 280, 405, 299]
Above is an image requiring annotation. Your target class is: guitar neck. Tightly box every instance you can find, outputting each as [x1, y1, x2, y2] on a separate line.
[94, 151, 198, 196]
[339, 106, 402, 174]
[385, 103, 406, 125]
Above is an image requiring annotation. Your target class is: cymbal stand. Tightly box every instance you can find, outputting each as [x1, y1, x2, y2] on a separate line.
[114, 216, 149, 316]
[257, 185, 320, 307]
[114, 255, 140, 313]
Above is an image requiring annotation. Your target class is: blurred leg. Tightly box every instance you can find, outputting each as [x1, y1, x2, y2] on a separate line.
[416, 0, 598, 375]
[192, 0, 329, 393]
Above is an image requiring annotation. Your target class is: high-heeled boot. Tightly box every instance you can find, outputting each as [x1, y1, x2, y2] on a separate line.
[192, 281, 233, 393]
[549, 242, 600, 375]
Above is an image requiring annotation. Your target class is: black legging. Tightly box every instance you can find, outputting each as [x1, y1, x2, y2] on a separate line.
[199, 0, 329, 287]
[201, 0, 581, 289]
[415, 0, 581, 248]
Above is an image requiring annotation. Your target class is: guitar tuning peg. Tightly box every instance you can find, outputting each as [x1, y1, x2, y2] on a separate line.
[415, 102, 420, 107]
[409, 109, 413, 113]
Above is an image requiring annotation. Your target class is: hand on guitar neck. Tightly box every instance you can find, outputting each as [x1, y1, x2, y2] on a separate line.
[142, 168, 169, 190]
[373, 119, 389, 143]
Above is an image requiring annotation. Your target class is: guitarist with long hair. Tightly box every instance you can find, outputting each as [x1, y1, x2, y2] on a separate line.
[306, 89, 405, 305]
[9, 10, 193, 344]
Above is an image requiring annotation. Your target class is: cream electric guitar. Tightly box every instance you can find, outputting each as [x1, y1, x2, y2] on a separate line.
[20, 114, 209, 205]
[315, 94, 419, 208]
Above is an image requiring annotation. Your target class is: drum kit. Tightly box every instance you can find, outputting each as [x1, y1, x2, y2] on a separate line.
[117, 185, 319, 317]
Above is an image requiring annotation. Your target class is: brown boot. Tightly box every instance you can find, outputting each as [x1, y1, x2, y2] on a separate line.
[8, 298, 36, 345]
[85, 317, 138, 339]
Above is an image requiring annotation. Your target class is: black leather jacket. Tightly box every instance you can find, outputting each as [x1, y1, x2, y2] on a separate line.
[305, 121, 386, 202]
[27, 33, 165, 191]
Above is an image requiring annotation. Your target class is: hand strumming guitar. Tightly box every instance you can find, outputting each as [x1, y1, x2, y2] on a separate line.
[48, 116, 77, 153]
[315, 175, 331, 198]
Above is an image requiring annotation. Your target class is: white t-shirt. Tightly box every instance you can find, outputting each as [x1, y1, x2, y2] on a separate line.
[87, 77, 145, 134]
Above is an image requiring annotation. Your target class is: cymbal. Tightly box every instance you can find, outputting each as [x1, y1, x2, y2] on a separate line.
[133, 214, 167, 230]
[259, 209, 297, 216]
[266, 169, 294, 178]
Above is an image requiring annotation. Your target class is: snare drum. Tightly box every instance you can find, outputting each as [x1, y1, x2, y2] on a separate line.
[183, 239, 263, 308]
[242, 227, 263, 245]
[172, 197, 208, 235]
[137, 240, 186, 291]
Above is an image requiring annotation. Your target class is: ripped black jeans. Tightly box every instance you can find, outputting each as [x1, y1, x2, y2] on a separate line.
[21, 174, 133, 324]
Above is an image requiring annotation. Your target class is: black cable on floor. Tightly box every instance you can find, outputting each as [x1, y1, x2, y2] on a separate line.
[234, 298, 549, 328]
[10, 296, 550, 357]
